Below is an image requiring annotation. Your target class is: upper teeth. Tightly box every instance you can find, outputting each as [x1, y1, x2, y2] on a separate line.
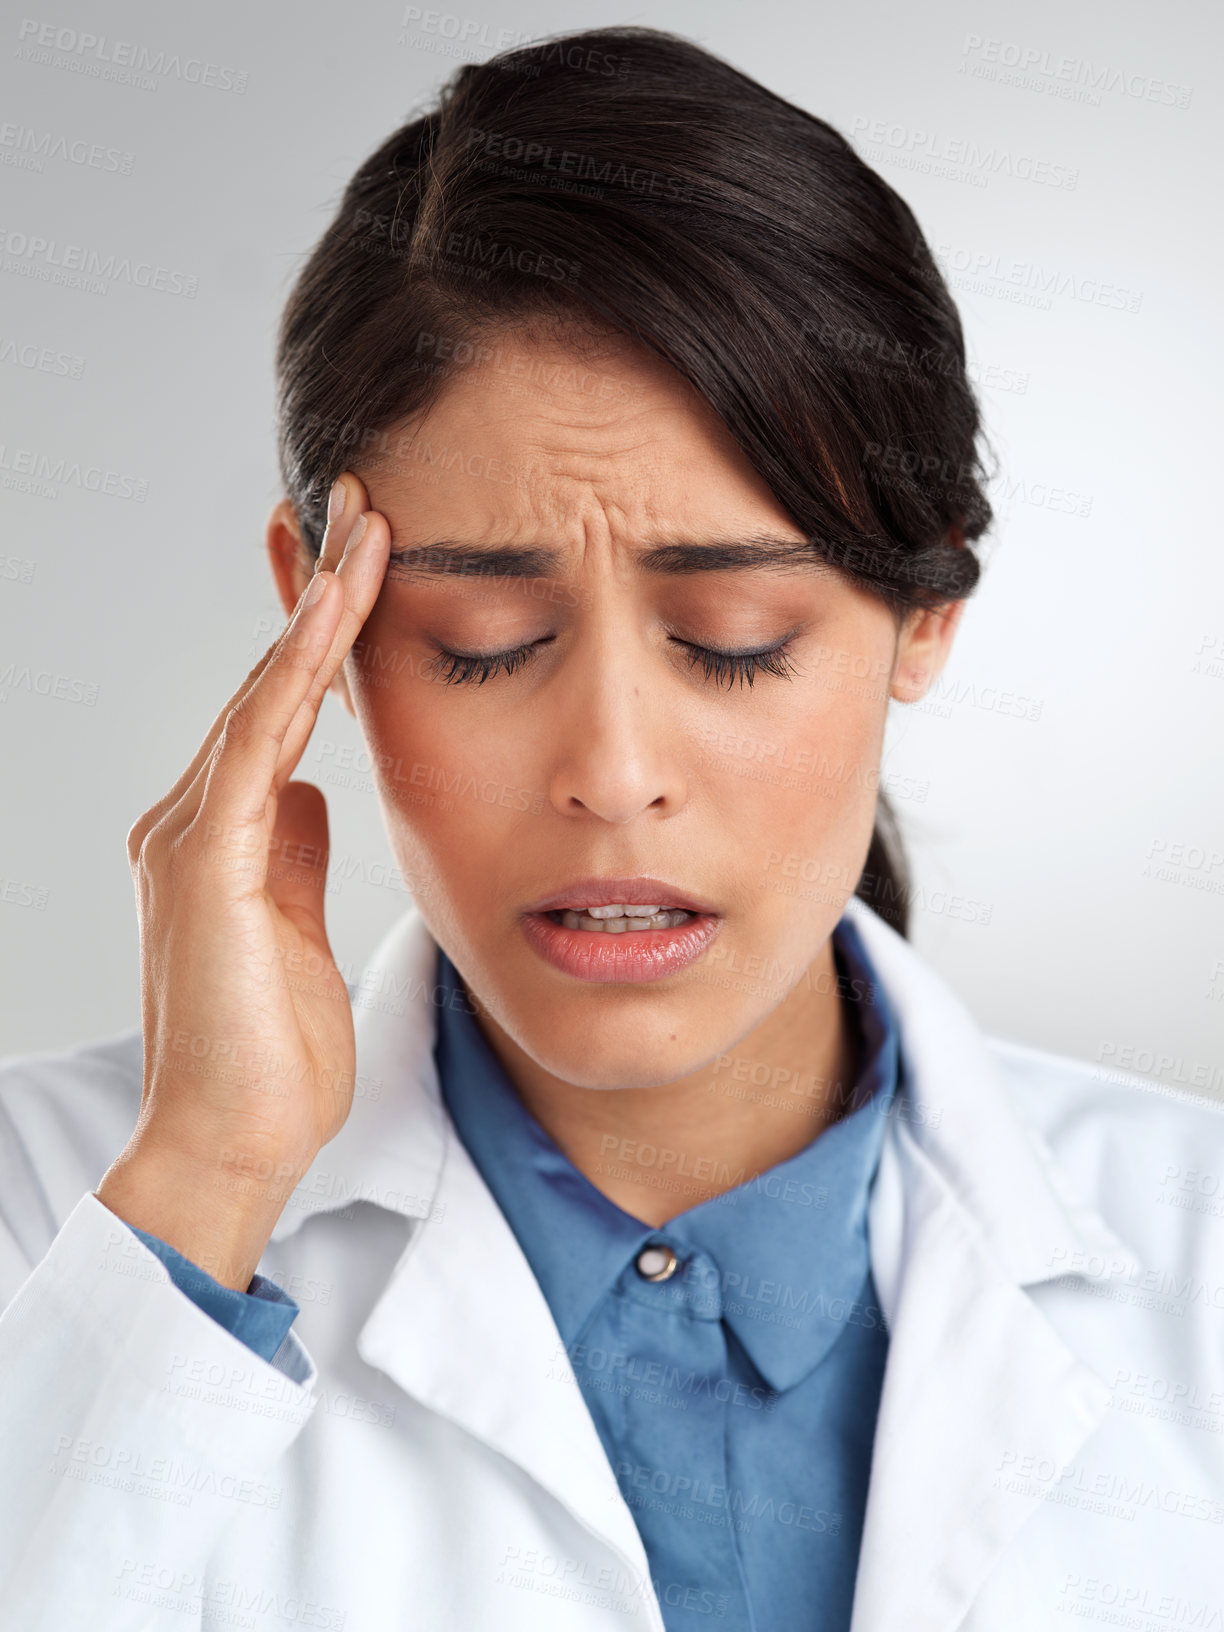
[555, 904, 694, 932]
[582, 904, 663, 917]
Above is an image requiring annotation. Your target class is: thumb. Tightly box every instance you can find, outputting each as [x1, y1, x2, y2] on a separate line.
[267, 780, 332, 942]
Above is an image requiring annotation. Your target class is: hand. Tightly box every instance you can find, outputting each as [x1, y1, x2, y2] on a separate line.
[96, 473, 389, 1288]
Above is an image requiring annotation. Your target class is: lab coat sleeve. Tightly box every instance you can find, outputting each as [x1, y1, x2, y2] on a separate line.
[0, 1188, 320, 1628]
[126, 1221, 301, 1364]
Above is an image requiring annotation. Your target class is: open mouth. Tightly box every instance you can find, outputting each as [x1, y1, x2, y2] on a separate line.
[521, 904, 721, 983]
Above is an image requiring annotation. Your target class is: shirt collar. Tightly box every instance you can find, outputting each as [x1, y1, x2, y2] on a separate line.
[433, 913, 901, 1394]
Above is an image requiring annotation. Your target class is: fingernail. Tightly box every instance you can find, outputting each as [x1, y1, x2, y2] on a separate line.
[340, 514, 368, 564]
[327, 478, 347, 524]
[303, 571, 329, 607]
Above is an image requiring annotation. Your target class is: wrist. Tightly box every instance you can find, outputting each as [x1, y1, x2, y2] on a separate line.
[95, 1131, 314, 1292]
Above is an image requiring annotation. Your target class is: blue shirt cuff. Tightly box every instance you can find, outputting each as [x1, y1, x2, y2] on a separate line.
[126, 1224, 299, 1364]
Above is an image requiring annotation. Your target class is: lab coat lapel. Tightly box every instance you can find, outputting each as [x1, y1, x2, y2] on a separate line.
[356, 1121, 664, 1624]
[843, 899, 1138, 1632]
[850, 1126, 1111, 1632]
[279, 905, 664, 1626]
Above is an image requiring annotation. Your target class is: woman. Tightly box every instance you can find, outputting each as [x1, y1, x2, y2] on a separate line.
[1, 25, 1219, 1632]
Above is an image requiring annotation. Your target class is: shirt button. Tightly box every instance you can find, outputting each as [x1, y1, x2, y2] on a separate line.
[635, 1243, 679, 1282]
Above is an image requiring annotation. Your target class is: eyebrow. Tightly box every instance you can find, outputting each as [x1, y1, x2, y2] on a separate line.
[384, 535, 827, 579]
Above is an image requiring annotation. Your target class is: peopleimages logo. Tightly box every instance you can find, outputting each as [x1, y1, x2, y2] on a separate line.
[935, 242, 1142, 315]
[0, 225, 199, 298]
[0, 121, 134, 175]
[15, 19, 248, 94]
[851, 116, 1079, 191]
[958, 34, 1192, 110]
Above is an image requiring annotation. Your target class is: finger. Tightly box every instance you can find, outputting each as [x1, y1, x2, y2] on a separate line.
[154, 472, 379, 840]
[307, 470, 389, 699]
[136, 473, 372, 845]
[253, 472, 382, 797]
[273, 487, 391, 788]
[314, 471, 374, 576]
[312, 482, 390, 700]
[184, 571, 345, 866]
[130, 471, 372, 847]
[130, 639, 284, 851]
[248, 482, 388, 784]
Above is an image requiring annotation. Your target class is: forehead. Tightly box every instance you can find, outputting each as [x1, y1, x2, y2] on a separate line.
[358, 326, 800, 547]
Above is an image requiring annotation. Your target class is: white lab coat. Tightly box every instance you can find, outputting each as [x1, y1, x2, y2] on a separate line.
[1, 895, 1222, 1631]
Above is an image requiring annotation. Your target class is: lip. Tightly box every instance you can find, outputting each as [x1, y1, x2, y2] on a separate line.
[520, 909, 723, 984]
[523, 875, 720, 915]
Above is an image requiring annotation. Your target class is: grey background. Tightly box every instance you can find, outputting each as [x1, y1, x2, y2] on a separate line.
[2, 0, 1221, 1100]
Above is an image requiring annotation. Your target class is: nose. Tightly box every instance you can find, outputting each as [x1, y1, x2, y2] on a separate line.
[545, 630, 688, 824]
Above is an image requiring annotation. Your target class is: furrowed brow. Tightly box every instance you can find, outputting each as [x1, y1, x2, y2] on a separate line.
[384, 535, 824, 580]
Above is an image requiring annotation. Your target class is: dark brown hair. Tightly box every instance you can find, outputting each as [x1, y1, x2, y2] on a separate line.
[275, 25, 994, 938]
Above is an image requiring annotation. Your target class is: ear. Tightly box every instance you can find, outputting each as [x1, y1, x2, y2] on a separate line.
[265, 497, 356, 718]
[890, 595, 967, 704]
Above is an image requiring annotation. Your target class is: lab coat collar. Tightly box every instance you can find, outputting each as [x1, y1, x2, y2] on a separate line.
[270, 894, 1137, 1284]
[272, 900, 1135, 1279]
[268, 907, 449, 1245]
[839, 894, 1141, 1293]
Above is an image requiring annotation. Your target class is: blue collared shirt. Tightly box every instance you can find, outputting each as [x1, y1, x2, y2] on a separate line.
[435, 912, 899, 1632]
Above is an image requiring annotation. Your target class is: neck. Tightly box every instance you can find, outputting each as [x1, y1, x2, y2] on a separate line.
[468, 936, 859, 1228]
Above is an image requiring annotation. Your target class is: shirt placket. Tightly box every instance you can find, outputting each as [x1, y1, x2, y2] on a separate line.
[591, 1240, 755, 1631]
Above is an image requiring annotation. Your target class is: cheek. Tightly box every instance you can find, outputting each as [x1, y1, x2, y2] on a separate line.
[706, 712, 884, 903]
[345, 633, 544, 902]
[693, 638, 891, 928]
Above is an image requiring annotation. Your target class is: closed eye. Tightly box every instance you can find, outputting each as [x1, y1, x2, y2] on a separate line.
[424, 633, 800, 688]
[424, 636, 554, 686]
[669, 636, 799, 689]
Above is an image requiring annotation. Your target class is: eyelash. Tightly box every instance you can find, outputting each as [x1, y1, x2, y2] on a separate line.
[425, 635, 800, 689]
